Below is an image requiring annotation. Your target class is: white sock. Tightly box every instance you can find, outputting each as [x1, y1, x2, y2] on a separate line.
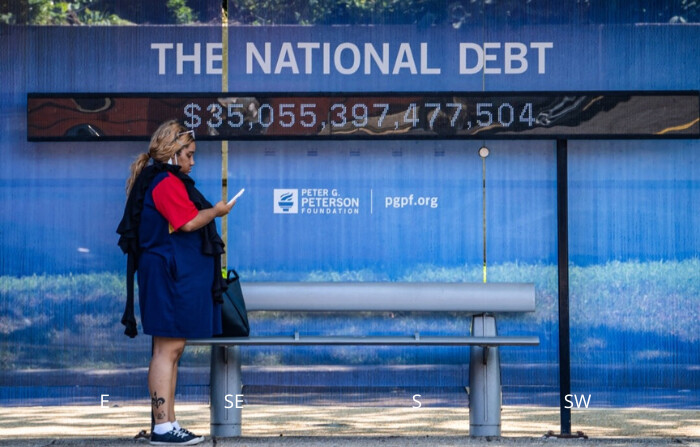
[153, 422, 174, 435]
[172, 421, 181, 431]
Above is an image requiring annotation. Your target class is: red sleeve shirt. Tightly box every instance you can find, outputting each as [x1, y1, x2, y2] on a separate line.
[152, 173, 199, 231]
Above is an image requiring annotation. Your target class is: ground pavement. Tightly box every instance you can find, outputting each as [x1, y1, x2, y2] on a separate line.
[0, 404, 698, 447]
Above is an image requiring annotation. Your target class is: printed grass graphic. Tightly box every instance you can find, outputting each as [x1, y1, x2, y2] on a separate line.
[1, 259, 697, 371]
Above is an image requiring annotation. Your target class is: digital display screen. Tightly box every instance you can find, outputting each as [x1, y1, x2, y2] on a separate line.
[27, 92, 699, 141]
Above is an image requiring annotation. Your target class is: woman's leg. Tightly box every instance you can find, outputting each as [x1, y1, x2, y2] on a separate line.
[169, 349, 184, 424]
[148, 336, 186, 425]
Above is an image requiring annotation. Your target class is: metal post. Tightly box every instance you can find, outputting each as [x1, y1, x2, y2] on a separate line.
[210, 345, 242, 437]
[556, 139, 571, 435]
[469, 314, 501, 437]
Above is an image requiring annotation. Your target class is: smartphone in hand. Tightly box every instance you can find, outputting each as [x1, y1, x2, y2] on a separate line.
[227, 188, 245, 206]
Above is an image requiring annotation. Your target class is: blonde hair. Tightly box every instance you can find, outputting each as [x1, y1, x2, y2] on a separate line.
[125, 120, 195, 195]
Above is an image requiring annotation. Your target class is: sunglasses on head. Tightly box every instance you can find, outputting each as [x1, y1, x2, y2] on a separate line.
[177, 129, 195, 140]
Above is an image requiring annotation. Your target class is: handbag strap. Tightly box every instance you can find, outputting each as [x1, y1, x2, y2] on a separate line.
[227, 269, 239, 284]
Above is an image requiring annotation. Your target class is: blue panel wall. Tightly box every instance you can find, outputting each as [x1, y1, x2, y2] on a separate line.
[567, 141, 700, 407]
[1, 15, 699, 408]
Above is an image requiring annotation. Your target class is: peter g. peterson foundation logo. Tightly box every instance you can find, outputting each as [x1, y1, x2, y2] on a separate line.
[274, 188, 360, 215]
[273, 189, 299, 214]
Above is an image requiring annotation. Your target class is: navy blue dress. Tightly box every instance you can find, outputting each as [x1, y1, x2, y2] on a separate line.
[137, 171, 222, 338]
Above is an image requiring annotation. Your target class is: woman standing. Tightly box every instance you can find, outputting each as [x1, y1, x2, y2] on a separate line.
[118, 120, 234, 445]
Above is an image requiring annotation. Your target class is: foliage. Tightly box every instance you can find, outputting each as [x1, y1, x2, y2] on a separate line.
[0, 0, 132, 25]
[2, 0, 698, 25]
[226, 0, 700, 25]
[167, 0, 198, 24]
[0, 0, 206, 25]
[228, 0, 450, 26]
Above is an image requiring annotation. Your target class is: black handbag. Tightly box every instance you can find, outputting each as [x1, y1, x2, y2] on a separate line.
[216, 269, 250, 337]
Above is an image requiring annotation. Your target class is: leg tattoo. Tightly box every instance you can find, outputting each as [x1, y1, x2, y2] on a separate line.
[151, 392, 166, 409]
[152, 392, 167, 421]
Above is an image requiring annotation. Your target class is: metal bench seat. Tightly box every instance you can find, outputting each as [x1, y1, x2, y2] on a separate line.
[188, 281, 539, 438]
[190, 334, 539, 346]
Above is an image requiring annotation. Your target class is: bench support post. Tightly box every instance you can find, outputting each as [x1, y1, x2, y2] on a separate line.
[469, 314, 502, 437]
[210, 345, 242, 437]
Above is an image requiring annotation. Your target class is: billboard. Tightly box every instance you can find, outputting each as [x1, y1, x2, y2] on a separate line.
[0, 16, 698, 410]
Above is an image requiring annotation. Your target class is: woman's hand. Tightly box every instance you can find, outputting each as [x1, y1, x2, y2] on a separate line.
[213, 200, 235, 217]
[180, 201, 235, 232]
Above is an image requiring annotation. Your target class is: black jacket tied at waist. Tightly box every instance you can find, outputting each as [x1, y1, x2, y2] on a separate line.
[116, 161, 227, 338]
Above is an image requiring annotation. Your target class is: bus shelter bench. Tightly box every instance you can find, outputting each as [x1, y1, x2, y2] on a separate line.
[187, 282, 538, 438]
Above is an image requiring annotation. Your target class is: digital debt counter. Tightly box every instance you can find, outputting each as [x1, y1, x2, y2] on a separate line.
[27, 91, 699, 141]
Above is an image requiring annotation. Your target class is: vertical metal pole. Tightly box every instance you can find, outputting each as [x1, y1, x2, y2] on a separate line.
[469, 314, 501, 437]
[220, 8, 229, 269]
[482, 154, 487, 284]
[478, 145, 490, 283]
[210, 345, 242, 437]
[556, 139, 571, 435]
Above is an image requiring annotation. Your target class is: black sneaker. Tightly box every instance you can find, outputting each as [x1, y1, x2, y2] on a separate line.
[150, 428, 204, 445]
